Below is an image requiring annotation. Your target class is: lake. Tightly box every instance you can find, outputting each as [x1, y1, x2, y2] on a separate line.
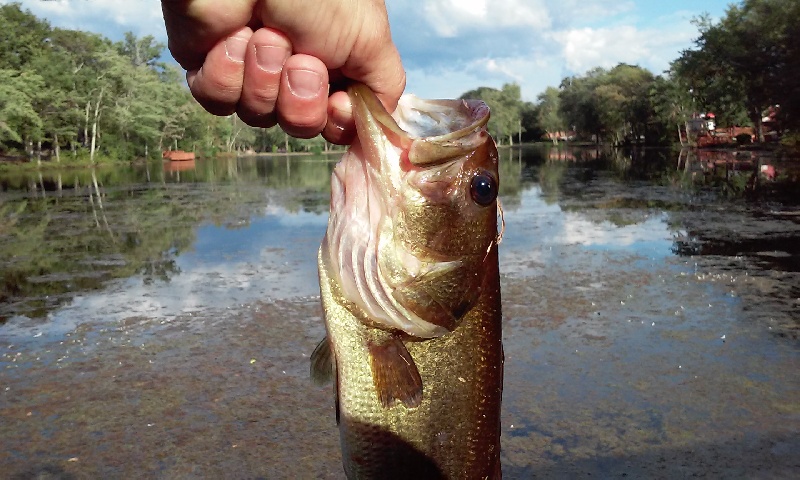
[1, 146, 798, 478]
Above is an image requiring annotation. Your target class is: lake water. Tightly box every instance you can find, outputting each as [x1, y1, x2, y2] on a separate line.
[1, 146, 798, 478]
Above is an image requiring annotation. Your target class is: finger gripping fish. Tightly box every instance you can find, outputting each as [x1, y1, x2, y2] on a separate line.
[314, 83, 503, 479]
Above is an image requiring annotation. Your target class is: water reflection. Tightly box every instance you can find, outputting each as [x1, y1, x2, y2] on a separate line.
[0, 155, 337, 324]
[1, 147, 798, 329]
[38, 207, 329, 339]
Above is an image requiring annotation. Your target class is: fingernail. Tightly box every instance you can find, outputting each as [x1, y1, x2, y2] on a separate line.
[287, 69, 323, 99]
[225, 36, 248, 63]
[255, 45, 289, 73]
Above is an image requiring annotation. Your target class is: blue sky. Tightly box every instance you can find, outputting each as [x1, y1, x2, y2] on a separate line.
[4, 0, 732, 102]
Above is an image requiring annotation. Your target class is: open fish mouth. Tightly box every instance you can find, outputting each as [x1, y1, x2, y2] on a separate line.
[349, 83, 491, 168]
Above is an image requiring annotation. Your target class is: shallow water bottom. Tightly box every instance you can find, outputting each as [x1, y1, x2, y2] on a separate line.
[2, 247, 798, 479]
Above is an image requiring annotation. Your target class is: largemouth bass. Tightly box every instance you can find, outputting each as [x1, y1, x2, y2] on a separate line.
[313, 83, 503, 479]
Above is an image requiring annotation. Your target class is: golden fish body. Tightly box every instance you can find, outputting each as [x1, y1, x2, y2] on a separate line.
[316, 84, 503, 479]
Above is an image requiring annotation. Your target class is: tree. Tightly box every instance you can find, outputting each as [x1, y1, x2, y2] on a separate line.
[674, 0, 800, 140]
[558, 64, 656, 144]
[0, 6, 232, 161]
[83, 46, 132, 162]
[47, 28, 111, 156]
[649, 74, 694, 146]
[519, 101, 544, 143]
[0, 3, 50, 70]
[559, 69, 604, 142]
[118, 32, 163, 68]
[536, 87, 565, 144]
[0, 69, 44, 147]
[605, 64, 655, 143]
[594, 83, 627, 144]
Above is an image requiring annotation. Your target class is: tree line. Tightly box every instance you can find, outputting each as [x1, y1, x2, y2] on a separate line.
[463, 0, 797, 147]
[0, 2, 331, 164]
[1, 0, 797, 165]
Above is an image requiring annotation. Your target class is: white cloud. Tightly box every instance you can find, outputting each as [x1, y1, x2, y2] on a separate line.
[405, 54, 564, 102]
[5, 0, 727, 101]
[481, 58, 524, 83]
[422, 0, 551, 37]
[551, 20, 699, 74]
[5, 0, 165, 40]
[553, 26, 646, 72]
[560, 213, 671, 248]
[547, 0, 636, 25]
[391, 0, 716, 100]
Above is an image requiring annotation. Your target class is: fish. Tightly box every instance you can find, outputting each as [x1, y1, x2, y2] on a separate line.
[313, 83, 503, 479]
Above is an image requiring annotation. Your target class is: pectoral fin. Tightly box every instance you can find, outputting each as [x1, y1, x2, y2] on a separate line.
[368, 335, 423, 408]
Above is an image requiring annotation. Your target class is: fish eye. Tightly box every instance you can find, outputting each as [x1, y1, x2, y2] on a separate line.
[469, 172, 497, 207]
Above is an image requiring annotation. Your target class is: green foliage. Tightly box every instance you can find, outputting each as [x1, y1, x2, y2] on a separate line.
[0, 3, 325, 163]
[519, 102, 544, 143]
[649, 74, 693, 145]
[536, 87, 564, 143]
[3, 0, 793, 156]
[0, 2, 50, 70]
[461, 0, 798, 147]
[674, 0, 800, 138]
[557, 64, 656, 144]
[118, 32, 164, 68]
[558, 68, 603, 139]
[0, 69, 44, 143]
[0, 156, 343, 317]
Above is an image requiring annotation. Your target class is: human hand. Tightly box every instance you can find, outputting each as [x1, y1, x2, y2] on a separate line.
[161, 0, 406, 144]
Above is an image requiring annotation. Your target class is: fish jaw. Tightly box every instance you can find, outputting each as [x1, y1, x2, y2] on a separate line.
[322, 83, 500, 339]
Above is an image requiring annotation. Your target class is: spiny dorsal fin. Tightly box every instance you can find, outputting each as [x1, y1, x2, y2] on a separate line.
[310, 337, 335, 386]
[368, 335, 423, 408]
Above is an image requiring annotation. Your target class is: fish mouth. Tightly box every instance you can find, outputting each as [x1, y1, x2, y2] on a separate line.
[348, 83, 490, 167]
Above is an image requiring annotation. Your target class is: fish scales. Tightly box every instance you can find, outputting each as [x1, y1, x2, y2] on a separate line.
[316, 83, 503, 479]
[319, 247, 501, 478]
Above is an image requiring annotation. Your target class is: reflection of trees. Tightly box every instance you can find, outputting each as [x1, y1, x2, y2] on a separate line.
[658, 148, 792, 199]
[8, 150, 790, 321]
[498, 147, 523, 209]
[534, 146, 680, 227]
[140, 258, 181, 285]
[0, 156, 339, 320]
[0, 199, 26, 235]
[0, 185, 197, 319]
[528, 145, 797, 230]
[538, 160, 568, 205]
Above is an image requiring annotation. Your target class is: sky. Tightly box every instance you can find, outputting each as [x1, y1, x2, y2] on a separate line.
[3, 0, 732, 102]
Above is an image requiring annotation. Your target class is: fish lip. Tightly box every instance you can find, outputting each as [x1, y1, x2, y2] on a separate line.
[396, 97, 490, 142]
[348, 83, 491, 167]
[348, 82, 411, 150]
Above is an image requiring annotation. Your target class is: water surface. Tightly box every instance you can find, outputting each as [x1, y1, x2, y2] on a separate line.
[1, 147, 798, 478]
